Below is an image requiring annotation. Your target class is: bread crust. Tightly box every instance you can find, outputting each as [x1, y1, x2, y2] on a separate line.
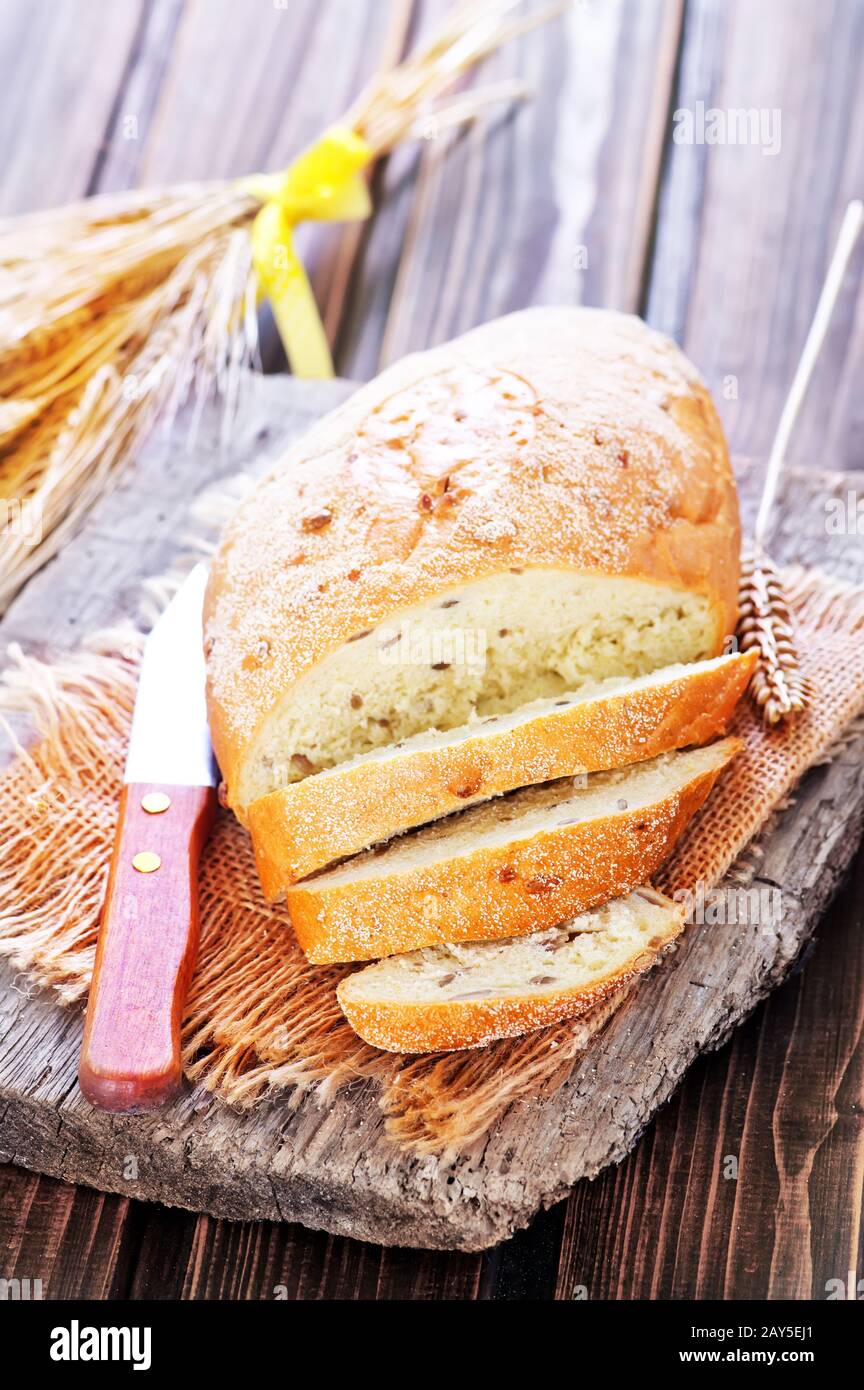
[205, 308, 741, 806]
[336, 900, 685, 1053]
[250, 652, 756, 891]
[287, 737, 740, 963]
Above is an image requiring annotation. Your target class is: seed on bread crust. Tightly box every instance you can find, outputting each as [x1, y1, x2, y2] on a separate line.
[301, 509, 332, 532]
[525, 874, 563, 895]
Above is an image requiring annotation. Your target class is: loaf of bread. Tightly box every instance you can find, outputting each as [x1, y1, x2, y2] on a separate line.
[250, 651, 755, 889]
[204, 307, 740, 817]
[336, 886, 685, 1052]
[286, 737, 739, 963]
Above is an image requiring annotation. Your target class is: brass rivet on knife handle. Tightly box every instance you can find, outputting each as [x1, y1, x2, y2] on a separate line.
[132, 851, 162, 874]
[141, 792, 171, 814]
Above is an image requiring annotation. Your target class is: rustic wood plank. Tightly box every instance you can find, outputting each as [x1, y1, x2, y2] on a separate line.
[337, 0, 685, 377]
[802, 885, 864, 1304]
[0, 0, 145, 213]
[555, 1043, 750, 1298]
[0, 1162, 487, 1300]
[87, 0, 187, 195]
[0, 1164, 138, 1299]
[0, 374, 354, 668]
[108, 0, 406, 372]
[647, 0, 864, 470]
[374, 1245, 483, 1300]
[548, 0, 864, 1299]
[554, 855, 864, 1300]
[1, 0, 861, 1288]
[0, 1159, 489, 1299]
[1, 375, 863, 1253]
[729, 860, 864, 1301]
[110, 0, 392, 187]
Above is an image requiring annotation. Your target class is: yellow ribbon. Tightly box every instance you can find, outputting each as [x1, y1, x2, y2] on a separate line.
[245, 125, 372, 379]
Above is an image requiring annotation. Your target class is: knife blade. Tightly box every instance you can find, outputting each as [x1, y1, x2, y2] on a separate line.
[78, 564, 218, 1112]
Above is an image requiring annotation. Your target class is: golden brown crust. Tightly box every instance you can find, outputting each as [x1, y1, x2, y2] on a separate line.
[287, 738, 741, 963]
[249, 652, 756, 891]
[336, 902, 686, 1053]
[205, 308, 741, 803]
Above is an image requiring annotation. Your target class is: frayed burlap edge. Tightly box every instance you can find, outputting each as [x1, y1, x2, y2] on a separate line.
[3, 559, 864, 1155]
[657, 566, 864, 897]
[0, 626, 626, 1155]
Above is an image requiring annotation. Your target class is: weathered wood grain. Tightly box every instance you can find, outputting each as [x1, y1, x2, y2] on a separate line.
[554, 854, 864, 1300]
[0, 1163, 137, 1299]
[0, 376, 354, 668]
[87, 0, 187, 196]
[547, 0, 864, 1295]
[338, 0, 685, 377]
[0, 0, 145, 213]
[1, 0, 863, 1294]
[104, 0, 409, 372]
[1, 379, 863, 1255]
[647, 0, 864, 471]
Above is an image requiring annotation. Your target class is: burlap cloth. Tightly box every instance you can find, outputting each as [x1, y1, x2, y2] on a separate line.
[1, 563, 863, 1153]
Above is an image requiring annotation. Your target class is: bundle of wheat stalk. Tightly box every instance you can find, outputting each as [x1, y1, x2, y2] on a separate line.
[0, 0, 557, 614]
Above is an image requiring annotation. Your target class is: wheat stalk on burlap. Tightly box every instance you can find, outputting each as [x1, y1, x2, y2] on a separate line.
[738, 540, 809, 726]
[4, 541, 864, 1155]
[737, 199, 863, 726]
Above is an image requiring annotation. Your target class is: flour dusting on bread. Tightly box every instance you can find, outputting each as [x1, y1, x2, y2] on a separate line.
[337, 887, 685, 1052]
[204, 307, 745, 1055]
[204, 307, 740, 812]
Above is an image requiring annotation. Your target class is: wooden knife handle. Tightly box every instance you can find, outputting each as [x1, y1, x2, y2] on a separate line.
[78, 782, 217, 1112]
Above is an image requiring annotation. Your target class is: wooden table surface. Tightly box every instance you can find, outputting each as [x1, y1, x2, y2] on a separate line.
[1, 0, 863, 1300]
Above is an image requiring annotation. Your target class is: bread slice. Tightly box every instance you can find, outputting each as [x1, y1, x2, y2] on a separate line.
[287, 737, 739, 963]
[250, 652, 755, 889]
[337, 886, 685, 1052]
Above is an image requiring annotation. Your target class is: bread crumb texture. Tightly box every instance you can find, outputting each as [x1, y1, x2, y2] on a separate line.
[287, 738, 740, 963]
[205, 308, 740, 807]
[336, 886, 685, 1052]
[248, 652, 756, 887]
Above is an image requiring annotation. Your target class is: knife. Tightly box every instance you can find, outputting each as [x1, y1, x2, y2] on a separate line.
[78, 564, 218, 1112]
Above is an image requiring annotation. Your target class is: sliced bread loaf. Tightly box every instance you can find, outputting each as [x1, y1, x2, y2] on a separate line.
[287, 737, 739, 963]
[250, 651, 756, 890]
[337, 886, 685, 1052]
[205, 308, 740, 813]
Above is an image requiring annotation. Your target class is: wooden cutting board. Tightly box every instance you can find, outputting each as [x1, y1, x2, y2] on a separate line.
[1, 376, 863, 1252]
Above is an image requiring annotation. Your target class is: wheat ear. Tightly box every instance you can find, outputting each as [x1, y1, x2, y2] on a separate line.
[739, 199, 863, 725]
[738, 540, 809, 725]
